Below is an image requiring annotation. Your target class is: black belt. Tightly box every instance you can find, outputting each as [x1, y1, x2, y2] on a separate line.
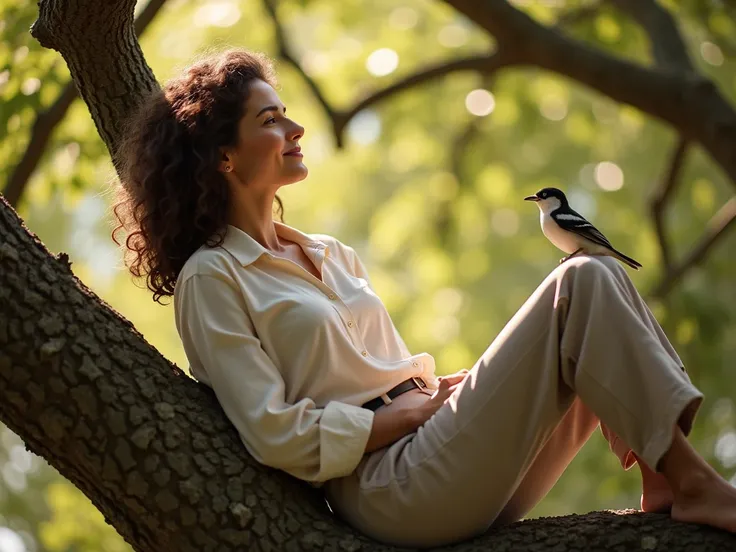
[362, 377, 428, 411]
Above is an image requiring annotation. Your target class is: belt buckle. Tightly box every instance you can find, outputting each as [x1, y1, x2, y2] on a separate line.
[411, 376, 426, 389]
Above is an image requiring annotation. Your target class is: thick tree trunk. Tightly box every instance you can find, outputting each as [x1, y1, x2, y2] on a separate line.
[1, 194, 734, 552]
[2, 0, 734, 550]
[30, 0, 159, 164]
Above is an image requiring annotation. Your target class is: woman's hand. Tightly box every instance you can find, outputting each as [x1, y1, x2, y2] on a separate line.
[437, 369, 469, 385]
[414, 369, 470, 427]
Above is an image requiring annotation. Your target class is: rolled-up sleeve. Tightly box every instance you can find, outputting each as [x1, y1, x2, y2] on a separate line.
[175, 273, 374, 482]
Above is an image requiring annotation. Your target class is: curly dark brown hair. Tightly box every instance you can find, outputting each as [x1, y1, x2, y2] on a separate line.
[111, 48, 284, 304]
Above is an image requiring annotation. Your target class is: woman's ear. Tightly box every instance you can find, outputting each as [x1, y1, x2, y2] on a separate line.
[219, 150, 233, 174]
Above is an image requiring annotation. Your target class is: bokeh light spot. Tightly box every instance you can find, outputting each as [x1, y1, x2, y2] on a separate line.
[389, 7, 418, 30]
[21, 78, 40, 96]
[465, 89, 495, 116]
[13, 46, 29, 64]
[302, 51, 331, 76]
[539, 96, 568, 121]
[594, 161, 624, 191]
[700, 41, 724, 66]
[346, 110, 382, 145]
[366, 48, 399, 77]
[715, 432, 736, 468]
[438, 24, 468, 48]
[193, 1, 241, 28]
[0, 528, 26, 552]
[0, 70, 10, 93]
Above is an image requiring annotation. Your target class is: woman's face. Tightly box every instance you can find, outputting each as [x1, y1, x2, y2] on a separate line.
[222, 79, 307, 189]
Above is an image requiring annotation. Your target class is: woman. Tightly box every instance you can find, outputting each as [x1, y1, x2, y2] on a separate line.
[113, 48, 736, 548]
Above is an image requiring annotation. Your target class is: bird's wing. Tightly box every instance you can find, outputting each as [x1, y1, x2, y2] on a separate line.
[552, 208, 613, 249]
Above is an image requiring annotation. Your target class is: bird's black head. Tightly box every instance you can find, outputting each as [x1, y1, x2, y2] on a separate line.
[524, 187, 568, 205]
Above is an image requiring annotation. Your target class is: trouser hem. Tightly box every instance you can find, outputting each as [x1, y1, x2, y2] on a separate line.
[641, 387, 704, 471]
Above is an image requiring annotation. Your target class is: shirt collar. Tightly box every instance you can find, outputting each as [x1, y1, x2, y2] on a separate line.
[218, 222, 329, 267]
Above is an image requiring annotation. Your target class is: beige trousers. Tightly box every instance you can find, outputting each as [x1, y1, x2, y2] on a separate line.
[324, 255, 703, 548]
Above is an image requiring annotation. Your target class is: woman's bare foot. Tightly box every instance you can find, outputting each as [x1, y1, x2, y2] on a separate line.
[670, 470, 736, 533]
[641, 472, 674, 513]
[636, 454, 674, 513]
[660, 426, 736, 533]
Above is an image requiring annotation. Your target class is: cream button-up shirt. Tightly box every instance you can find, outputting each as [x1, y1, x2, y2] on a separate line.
[174, 222, 439, 484]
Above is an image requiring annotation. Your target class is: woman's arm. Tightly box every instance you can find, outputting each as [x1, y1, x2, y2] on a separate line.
[175, 272, 374, 483]
[364, 406, 422, 454]
[364, 375, 466, 453]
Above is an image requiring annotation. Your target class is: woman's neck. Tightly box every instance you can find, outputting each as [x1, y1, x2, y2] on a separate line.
[227, 189, 287, 253]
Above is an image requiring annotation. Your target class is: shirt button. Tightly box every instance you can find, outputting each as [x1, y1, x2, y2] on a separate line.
[347, 321, 354, 327]
[328, 293, 336, 300]
[361, 350, 368, 357]
[412, 361, 419, 367]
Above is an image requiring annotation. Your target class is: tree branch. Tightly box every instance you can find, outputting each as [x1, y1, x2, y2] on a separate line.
[441, 0, 736, 189]
[650, 197, 736, 299]
[3, 81, 77, 208]
[262, 0, 515, 147]
[607, 0, 693, 71]
[262, 0, 337, 122]
[555, 1, 602, 29]
[609, 1, 732, 297]
[3, 0, 168, 208]
[3, 187, 736, 549]
[335, 53, 511, 147]
[649, 138, 688, 270]
[29, 0, 160, 162]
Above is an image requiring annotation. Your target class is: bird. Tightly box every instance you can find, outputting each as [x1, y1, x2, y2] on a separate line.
[524, 187, 642, 270]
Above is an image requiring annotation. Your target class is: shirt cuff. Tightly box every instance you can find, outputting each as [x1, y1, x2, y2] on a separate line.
[318, 401, 374, 480]
[421, 371, 440, 391]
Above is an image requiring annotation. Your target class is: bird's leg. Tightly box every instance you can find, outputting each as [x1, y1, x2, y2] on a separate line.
[559, 248, 584, 265]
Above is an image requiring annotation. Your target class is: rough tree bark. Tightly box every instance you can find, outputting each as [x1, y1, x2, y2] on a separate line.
[1, 0, 735, 550]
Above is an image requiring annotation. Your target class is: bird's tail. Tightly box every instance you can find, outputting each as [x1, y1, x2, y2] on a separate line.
[611, 248, 642, 270]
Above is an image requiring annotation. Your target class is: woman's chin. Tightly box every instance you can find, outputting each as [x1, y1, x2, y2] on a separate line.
[285, 165, 308, 184]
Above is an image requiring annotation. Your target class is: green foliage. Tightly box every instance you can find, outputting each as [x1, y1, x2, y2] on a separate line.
[1, 0, 735, 549]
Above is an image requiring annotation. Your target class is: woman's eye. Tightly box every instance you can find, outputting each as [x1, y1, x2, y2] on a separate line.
[265, 117, 276, 125]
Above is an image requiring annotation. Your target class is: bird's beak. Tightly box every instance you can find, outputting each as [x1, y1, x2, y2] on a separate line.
[524, 195, 540, 202]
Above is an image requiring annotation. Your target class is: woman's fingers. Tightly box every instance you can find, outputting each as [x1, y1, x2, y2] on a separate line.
[437, 372, 469, 386]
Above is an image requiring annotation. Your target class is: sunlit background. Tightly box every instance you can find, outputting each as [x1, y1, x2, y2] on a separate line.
[2, 0, 736, 550]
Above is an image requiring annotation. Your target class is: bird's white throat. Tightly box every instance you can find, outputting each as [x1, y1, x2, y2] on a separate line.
[536, 197, 562, 215]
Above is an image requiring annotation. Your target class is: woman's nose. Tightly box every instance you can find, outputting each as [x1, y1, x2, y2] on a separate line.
[287, 120, 304, 141]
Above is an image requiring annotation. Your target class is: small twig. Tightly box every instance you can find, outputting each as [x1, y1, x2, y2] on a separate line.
[649, 197, 736, 299]
[650, 138, 688, 269]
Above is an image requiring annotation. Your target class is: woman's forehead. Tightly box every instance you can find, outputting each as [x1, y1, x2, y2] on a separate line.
[246, 80, 282, 111]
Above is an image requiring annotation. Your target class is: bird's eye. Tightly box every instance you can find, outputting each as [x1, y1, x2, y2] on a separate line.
[541, 193, 547, 198]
